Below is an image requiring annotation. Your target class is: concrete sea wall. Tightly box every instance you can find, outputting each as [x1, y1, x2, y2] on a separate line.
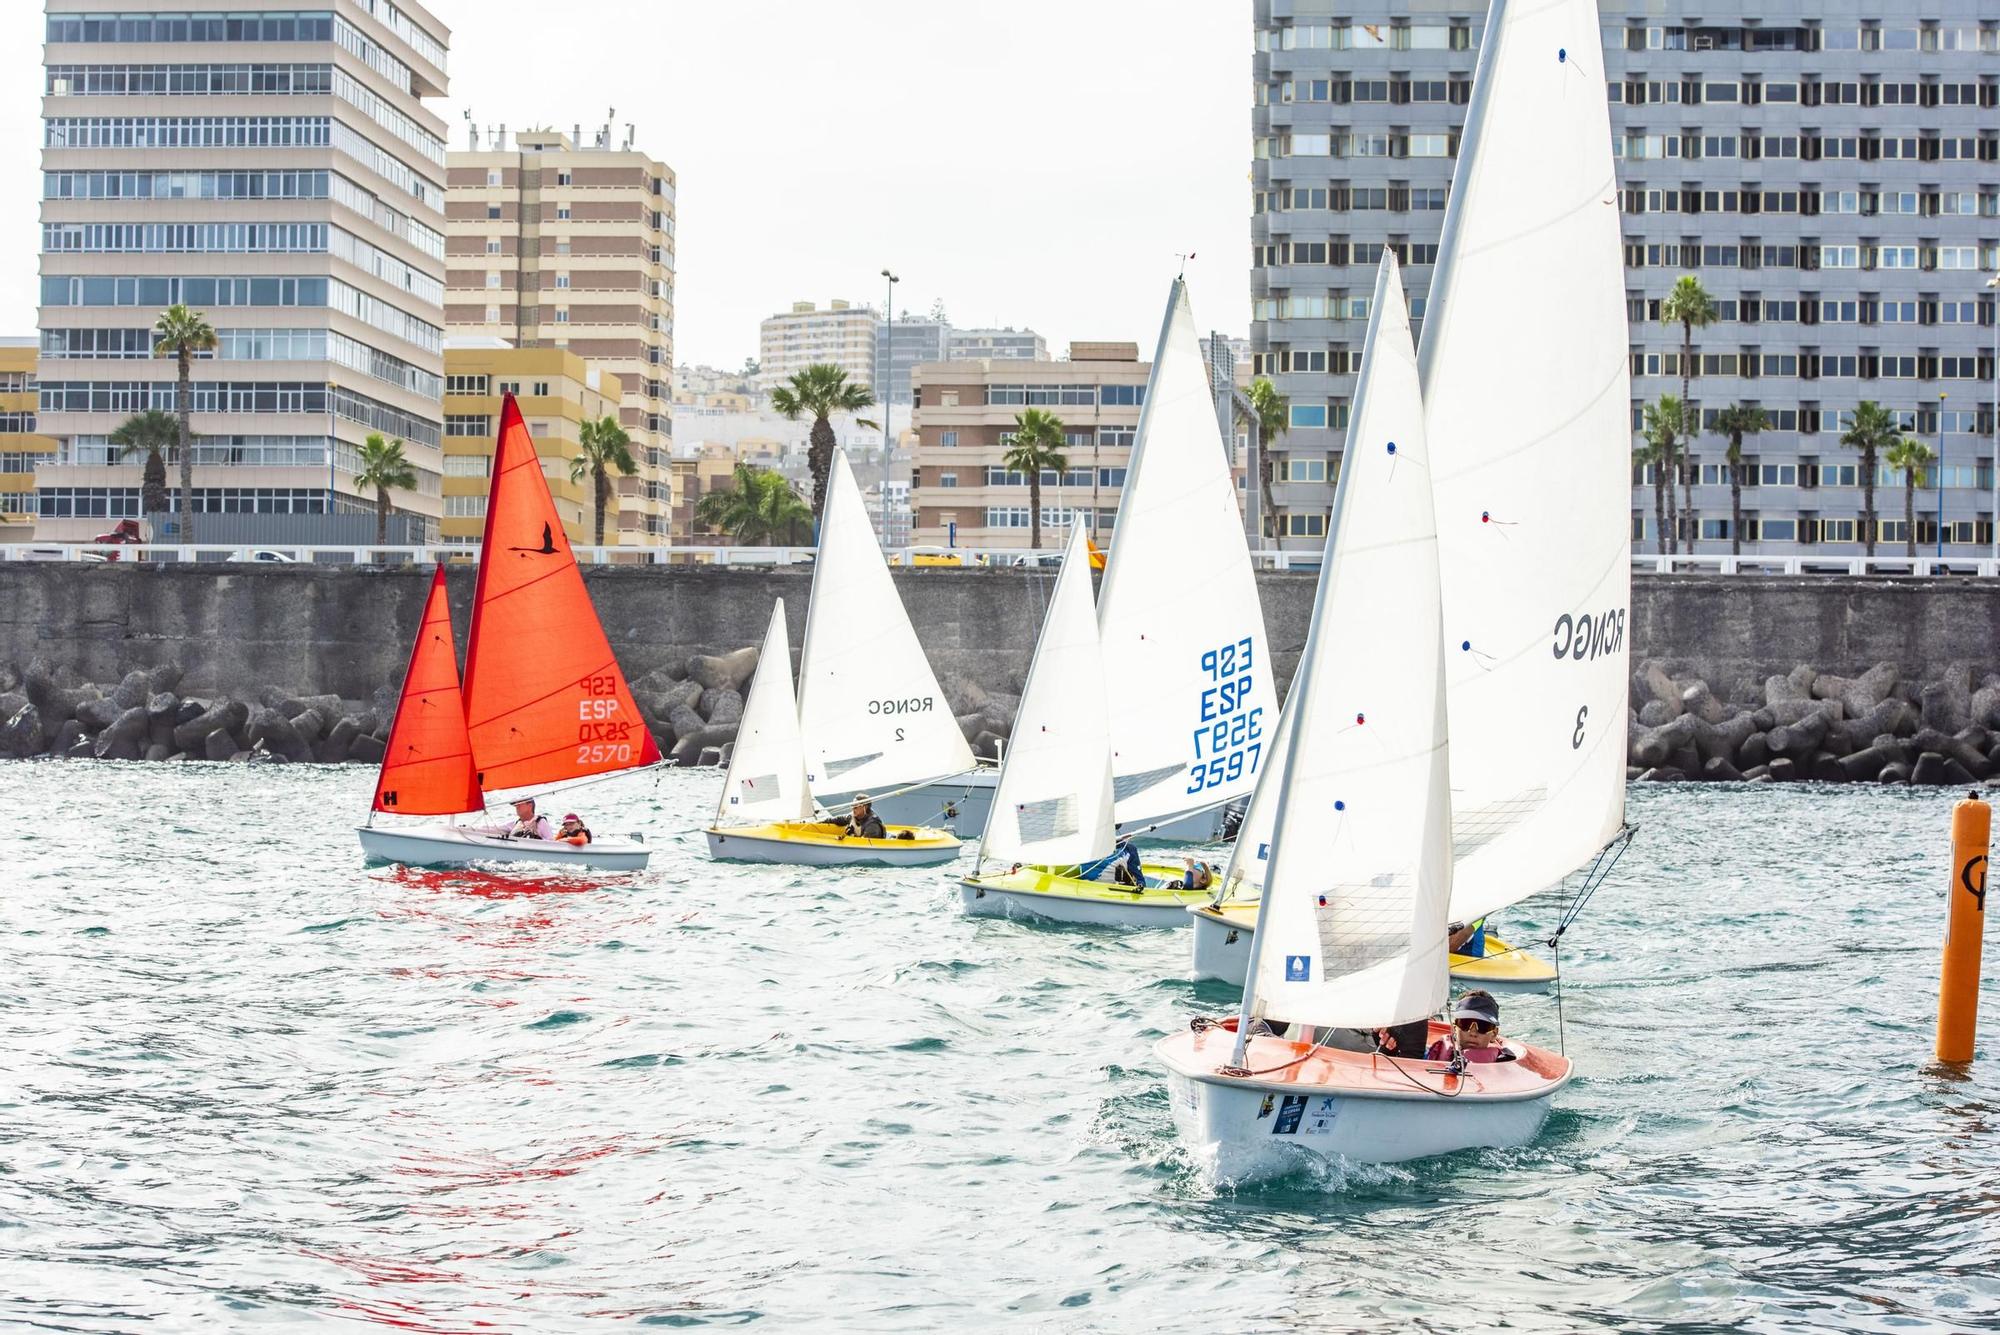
[0, 563, 1996, 700]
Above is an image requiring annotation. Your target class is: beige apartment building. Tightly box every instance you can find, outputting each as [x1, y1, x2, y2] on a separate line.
[445, 125, 675, 541]
[910, 342, 1150, 551]
[0, 342, 57, 541]
[757, 300, 878, 397]
[34, 0, 451, 542]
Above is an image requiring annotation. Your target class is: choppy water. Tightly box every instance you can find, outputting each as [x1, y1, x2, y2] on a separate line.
[2, 764, 1996, 1332]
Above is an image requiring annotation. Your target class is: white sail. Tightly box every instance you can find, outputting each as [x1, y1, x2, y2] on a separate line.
[1249, 254, 1451, 1031]
[714, 600, 813, 827]
[1418, 0, 1631, 925]
[798, 450, 977, 798]
[1214, 686, 1292, 904]
[1096, 279, 1278, 830]
[979, 524, 1116, 868]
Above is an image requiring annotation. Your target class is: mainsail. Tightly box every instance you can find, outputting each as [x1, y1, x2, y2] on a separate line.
[1244, 254, 1452, 1032]
[372, 563, 481, 816]
[714, 600, 813, 827]
[797, 449, 975, 797]
[460, 394, 661, 793]
[979, 524, 1116, 869]
[1418, 0, 1631, 925]
[1095, 279, 1277, 829]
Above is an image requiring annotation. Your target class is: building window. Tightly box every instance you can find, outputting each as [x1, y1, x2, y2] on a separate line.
[484, 305, 499, 322]
[939, 471, 958, 487]
[939, 430, 958, 447]
[443, 454, 489, 476]
[444, 374, 489, 395]
[557, 170, 572, 186]
[486, 169, 500, 186]
[485, 204, 500, 219]
[554, 309, 570, 323]
[484, 239, 500, 254]
[556, 205, 571, 220]
[1283, 513, 1326, 537]
[532, 381, 550, 396]
[485, 273, 501, 288]
[555, 273, 571, 288]
[444, 495, 487, 517]
[444, 415, 491, 436]
[1289, 404, 1328, 429]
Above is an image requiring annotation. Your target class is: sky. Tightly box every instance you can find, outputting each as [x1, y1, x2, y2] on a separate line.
[1, 0, 1251, 368]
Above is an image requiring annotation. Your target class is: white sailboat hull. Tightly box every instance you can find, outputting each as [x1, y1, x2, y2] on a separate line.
[1157, 1025, 1569, 1175]
[356, 824, 650, 871]
[1189, 904, 1251, 984]
[823, 770, 997, 839]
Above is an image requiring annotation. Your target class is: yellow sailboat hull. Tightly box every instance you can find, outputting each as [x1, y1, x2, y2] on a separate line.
[706, 821, 963, 867]
[960, 862, 1214, 928]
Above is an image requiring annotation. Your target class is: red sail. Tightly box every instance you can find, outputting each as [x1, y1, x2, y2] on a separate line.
[461, 393, 660, 794]
[373, 564, 482, 815]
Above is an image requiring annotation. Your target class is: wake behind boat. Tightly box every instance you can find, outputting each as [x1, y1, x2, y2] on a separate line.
[357, 394, 657, 871]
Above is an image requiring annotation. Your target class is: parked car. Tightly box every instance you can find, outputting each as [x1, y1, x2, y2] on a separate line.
[225, 548, 297, 564]
[89, 518, 146, 560]
[12, 545, 107, 562]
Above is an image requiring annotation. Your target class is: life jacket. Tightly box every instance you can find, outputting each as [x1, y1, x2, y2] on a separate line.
[560, 822, 591, 841]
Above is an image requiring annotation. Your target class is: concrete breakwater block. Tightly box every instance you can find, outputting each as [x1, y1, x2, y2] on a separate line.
[1627, 657, 2000, 785]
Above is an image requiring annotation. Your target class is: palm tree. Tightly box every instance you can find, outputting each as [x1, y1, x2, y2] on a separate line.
[1884, 435, 1936, 558]
[694, 462, 815, 545]
[1002, 407, 1069, 550]
[1660, 276, 1716, 551]
[569, 415, 638, 549]
[357, 433, 417, 546]
[1638, 400, 1679, 555]
[1238, 377, 1289, 541]
[1710, 404, 1767, 556]
[153, 304, 216, 542]
[769, 364, 876, 520]
[108, 409, 181, 521]
[1840, 400, 1902, 557]
[1643, 394, 1684, 554]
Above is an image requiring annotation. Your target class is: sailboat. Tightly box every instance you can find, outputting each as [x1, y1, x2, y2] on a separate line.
[1158, 250, 1570, 1174]
[958, 278, 1275, 925]
[1160, 0, 1630, 1171]
[704, 448, 965, 864]
[356, 394, 657, 871]
[703, 597, 961, 866]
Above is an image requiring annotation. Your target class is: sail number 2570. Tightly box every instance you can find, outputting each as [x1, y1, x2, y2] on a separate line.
[1189, 637, 1262, 794]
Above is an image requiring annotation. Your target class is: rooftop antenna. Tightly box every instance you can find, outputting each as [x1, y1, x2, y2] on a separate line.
[462, 107, 476, 149]
[1176, 251, 1197, 279]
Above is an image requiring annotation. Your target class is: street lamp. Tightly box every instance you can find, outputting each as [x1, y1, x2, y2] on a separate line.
[1936, 390, 1947, 559]
[881, 268, 899, 547]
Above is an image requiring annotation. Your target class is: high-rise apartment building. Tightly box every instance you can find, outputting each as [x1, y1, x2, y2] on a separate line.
[0, 341, 55, 541]
[758, 300, 879, 395]
[34, 1, 450, 542]
[946, 327, 1048, 363]
[1251, 3, 1999, 556]
[910, 342, 1149, 550]
[439, 343, 626, 547]
[874, 315, 948, 406]
[445, 125, 676, 543]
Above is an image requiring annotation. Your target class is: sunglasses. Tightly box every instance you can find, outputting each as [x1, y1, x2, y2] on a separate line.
[1454, 1017, 1495, 1034]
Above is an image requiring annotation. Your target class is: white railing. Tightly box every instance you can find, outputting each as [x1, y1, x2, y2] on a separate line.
[1629, 553, 2000, 577]
[3, 542, 1995, 577]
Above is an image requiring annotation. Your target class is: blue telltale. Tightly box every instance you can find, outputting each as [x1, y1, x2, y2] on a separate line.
[1386, 441, 1397, 454]
[1558, 48, 1567, 62]
[1334, 800, 1346, 811]
[1461, 640, 1472, 651]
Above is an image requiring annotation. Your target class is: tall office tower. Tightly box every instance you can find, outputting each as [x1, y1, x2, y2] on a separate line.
[758, 300, 880, 396]
[446, 125, 677, 546]
[35, 2, 450, 543]
[1250, 4, 1998, 557]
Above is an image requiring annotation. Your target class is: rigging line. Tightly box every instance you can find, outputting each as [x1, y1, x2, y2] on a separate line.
[1551, 822, 1636, 941]
[491, 759, 672, 804]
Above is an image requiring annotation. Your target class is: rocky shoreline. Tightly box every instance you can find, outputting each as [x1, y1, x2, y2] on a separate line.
[0, 647, 1018, 769]
[1627, 660, 2000, 785]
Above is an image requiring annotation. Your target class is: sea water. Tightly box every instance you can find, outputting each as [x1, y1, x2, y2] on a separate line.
[1, 763, 1995, 1332]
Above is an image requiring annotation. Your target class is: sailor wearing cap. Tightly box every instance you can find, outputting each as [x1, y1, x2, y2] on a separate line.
[475, 794, 554, 841]
[1426, 990, 1516, 1064]
[822, 792, 887, 840]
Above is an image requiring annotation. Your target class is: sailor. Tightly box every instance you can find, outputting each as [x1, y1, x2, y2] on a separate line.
[555, 812, 592, 847]
[1448, 917, 1488, 958]
[1174, 856, 1215, 892]
[1110, 839, 1144, 887]
[481, 796, 553, 840]
[1426, 990, 1515, 1064]
[823, 793, 887, 840]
